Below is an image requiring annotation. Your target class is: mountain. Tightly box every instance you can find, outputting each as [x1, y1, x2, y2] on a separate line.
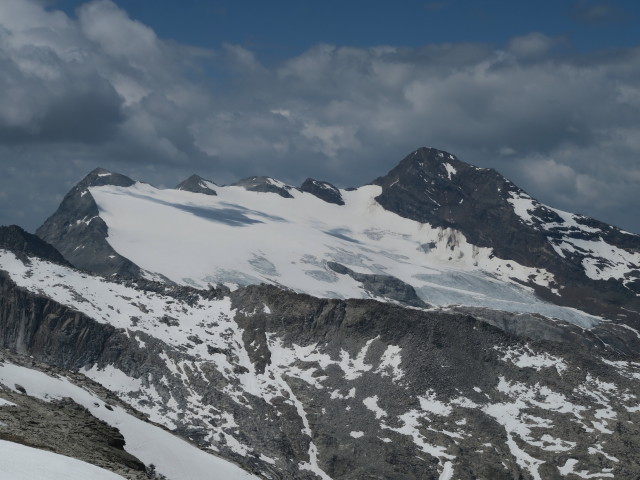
[372, 148, 640, 321]
[2, 147, 640, 478]
[36, 148, 640, 330]
[175, 174, 218, 196]
[1, 228, 640, 479]
[299, 179, 345, 205]
[36, 168, 143, 278]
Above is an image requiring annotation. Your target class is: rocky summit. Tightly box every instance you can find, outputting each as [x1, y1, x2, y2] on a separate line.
[1, 147, 640, 479]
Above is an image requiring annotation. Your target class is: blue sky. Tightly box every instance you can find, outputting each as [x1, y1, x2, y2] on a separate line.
[52, 0, 640, 54]
[1, 0, 640, 233]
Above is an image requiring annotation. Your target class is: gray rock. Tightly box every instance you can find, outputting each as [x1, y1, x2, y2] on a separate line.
[327, 261, 428, 308]
[175, 175, 217, 196]
[36, 168, 142, 277]
[300, 179, 344, 205]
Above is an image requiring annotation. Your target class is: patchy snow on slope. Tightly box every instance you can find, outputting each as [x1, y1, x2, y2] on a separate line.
[507, 191, 538, 225]
[375, 345, 404, 382]
[495, 345, 567, 374]
[0, 362, 259, 480]
[363, 395, 387, 419]
[507, 188, 639, 285]
[558, 459, 614, 478]
[573, 238, 640, 281]
[380, 408, 454, 472]
[0, 439, 126, 480]
[442, 163, 456, 180]
[418, 390, 452, 416]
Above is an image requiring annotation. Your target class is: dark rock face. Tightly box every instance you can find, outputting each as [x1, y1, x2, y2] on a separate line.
[0, 225, 70, 267]
[372, 147, 640, 325]
[327, 261, 427, 307]
[232, 176, 294, 198]
[35, 168, 142, 277]
[300, 179, 344, 205]
[175, 174, 217, 196]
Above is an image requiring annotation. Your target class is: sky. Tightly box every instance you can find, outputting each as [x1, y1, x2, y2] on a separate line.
[1, 0, 640, 233]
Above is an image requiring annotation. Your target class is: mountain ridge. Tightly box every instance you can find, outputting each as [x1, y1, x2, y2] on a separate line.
[34, 147, 640, 329]
[3, 145, 640, 478]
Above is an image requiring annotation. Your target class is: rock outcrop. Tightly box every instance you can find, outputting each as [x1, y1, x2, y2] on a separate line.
[36, 168, 142, 277]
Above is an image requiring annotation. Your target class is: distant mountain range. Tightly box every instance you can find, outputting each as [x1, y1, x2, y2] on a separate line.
[1, 147, 639, 479]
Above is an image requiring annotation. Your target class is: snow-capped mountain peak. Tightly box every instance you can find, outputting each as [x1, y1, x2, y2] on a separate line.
[35, 148, 640, 328]
[175, 174, 218, 196]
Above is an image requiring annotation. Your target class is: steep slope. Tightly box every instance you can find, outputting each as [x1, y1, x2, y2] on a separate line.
[36, 168, 142, 278]
[0, 352, 259, 480]
[373, 147, 640, 322]
[2, 246, 640, 479]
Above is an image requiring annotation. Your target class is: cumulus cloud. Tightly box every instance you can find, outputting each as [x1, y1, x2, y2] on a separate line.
[1, 0, 640, 234]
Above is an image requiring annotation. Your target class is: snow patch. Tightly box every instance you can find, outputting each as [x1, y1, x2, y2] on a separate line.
[0, 439, 126, 480]
[442, 163, 456, 180]
[363, 395, 387, 419]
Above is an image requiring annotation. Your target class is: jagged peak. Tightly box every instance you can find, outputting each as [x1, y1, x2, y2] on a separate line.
[412, 146, 458, 161]
[300, 178, 344, 205]
[372, 147, 506, 190]
[175, 174, 217, 196]
[76, 167, 136, 190]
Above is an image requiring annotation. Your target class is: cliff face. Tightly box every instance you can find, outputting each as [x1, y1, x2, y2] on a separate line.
[2, 258, 640, 479]
[35, 168, 142, 278]
[0, 271, 115, 366]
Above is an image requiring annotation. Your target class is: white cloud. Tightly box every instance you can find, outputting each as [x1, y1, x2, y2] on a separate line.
[78, 0, 160, 61]
[507, 32, 558, 57]
[0, 1, 640, 234]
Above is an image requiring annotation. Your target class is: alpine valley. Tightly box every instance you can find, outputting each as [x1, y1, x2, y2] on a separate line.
[1, 147, 640, 479]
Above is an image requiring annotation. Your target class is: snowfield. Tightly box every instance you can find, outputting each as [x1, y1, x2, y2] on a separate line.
[0, 439, 126, 480]
[87, 182, 601, 327]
